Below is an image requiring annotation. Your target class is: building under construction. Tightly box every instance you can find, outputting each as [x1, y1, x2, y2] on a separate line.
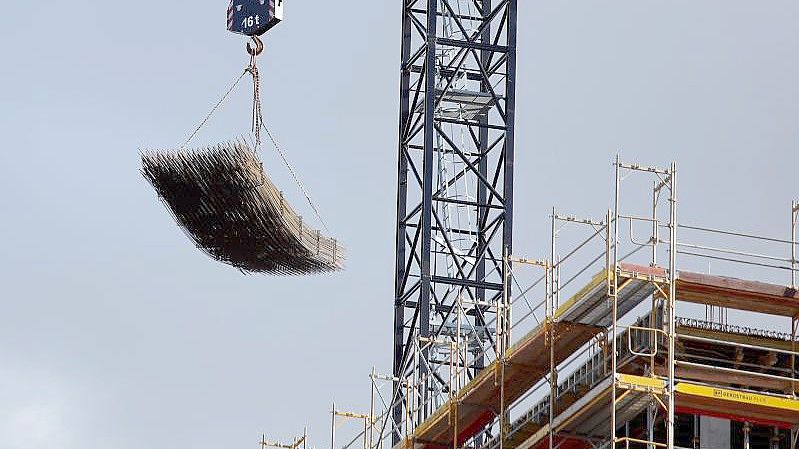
[322, 158, 799, 449]
[259, 2, 799, 449]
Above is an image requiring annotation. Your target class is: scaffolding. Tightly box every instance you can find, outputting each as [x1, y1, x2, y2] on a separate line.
[326, 157, 799, 449]
[261, 430, 308, 449]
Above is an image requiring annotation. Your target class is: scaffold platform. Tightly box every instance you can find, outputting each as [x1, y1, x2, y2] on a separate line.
[398, 266, 799, 449]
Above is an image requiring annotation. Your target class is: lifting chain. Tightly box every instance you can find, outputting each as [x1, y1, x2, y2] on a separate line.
[179, 33, 332, 233]
[246, 36, 264, 146]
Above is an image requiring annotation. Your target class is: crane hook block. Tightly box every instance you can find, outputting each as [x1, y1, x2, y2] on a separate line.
[227, 0, 283, 37]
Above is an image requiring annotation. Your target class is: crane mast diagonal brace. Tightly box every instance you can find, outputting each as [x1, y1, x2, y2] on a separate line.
[392, 0, 517, 444]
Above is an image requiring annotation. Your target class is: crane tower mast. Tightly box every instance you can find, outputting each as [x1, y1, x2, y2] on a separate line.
[392, 0, 518, 442]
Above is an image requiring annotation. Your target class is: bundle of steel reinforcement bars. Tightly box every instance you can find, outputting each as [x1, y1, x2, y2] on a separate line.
[141, 141, 344, 275]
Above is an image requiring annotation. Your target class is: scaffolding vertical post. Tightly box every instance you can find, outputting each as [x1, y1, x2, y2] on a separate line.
[605, 208, 612, 384]
[447, 339, 457, 449]
[792, 200, 798, 288]
[793, 318, 798, 399]
[606, 208, 613, 292]
[653, 180, 660, 266]
[744, 422, 752, 449]
[552, 209, 559, 449]
[504, 246, 513, 356]
[791, 199, 797, 399]
[500, 353, 506, 449]
[500, 250, 507, 358]
[549, 206, 557, 449]
[332, 402, 337, 449]
[556, 257, 562, 309]
[647, 405, 656, 449]
[693, 415, 700, 449]
[551, 207, 558, 311]
[611, 156, 621, 449]
[499, 247, 513, 449]
[650, 181, 659, 379]
[666, 162, 677, 449]
[548, 256, 555, 449]
[370, 367, 376, 449]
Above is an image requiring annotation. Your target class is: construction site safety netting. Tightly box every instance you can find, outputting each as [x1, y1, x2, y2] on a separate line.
[141, 141, 344, 275]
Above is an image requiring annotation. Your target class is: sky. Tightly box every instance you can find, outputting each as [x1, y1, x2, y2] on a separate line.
[1, 1, 798, 449]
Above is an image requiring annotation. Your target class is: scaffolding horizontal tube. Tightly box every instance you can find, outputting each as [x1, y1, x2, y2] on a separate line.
[676, 241, 792, 263]
[679, 334, 799, 357]
[676, 361, 798, 384]
[554, 214, 606, 227]
[677, 250, 798, 272]
[619, 214, 659, 223]
[616, 161, 672, 175]
[679, 223, 797, 245]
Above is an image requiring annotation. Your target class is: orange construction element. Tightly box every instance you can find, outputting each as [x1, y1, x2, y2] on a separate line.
[676, 271, 799, 317]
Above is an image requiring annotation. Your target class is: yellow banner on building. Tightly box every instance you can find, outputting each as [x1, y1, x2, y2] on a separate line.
[676, 383, 799, 412]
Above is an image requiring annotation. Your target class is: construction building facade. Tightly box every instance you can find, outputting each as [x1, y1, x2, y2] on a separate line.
[329, 158, 799, 449]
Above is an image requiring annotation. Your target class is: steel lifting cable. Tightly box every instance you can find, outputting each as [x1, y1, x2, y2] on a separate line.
[179, 36, 331, 233]
[246, 39, 332, 233]
[179, 70, 249, 151]
[259, 119, 331, 233]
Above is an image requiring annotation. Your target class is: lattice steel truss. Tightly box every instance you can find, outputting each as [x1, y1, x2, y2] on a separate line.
[392, 0, 517, 442]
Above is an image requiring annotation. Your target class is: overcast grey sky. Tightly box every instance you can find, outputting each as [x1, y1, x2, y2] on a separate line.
[1, 1, 798, 449]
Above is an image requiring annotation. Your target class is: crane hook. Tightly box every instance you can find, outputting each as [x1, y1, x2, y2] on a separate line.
[247, 36, 264, 57]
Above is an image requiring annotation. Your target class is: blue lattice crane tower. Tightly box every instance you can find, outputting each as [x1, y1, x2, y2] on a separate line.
[392, 0, 518, 444]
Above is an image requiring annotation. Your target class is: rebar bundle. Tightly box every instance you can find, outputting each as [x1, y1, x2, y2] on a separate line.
[141, 141, 344, 275]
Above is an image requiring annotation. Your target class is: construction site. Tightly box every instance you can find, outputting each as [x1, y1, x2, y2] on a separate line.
[6, 1, 799, 448]
[315, 155, 799, 449]
[305, 4, 799, 449]
[357, 164, 799, 449]
[142, 1, 799, 449]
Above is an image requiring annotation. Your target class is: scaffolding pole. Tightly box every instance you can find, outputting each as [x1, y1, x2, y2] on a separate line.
[611, 157, 621, 449]
[792, 200, 798, 289]
[610, 158, 677, 449]
[666, 162, 677, 449]
[550, 207, 557, 449]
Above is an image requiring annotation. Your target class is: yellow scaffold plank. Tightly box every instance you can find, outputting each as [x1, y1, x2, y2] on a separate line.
[554, 269, 609, 320]
[616, 374, 665, 393]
